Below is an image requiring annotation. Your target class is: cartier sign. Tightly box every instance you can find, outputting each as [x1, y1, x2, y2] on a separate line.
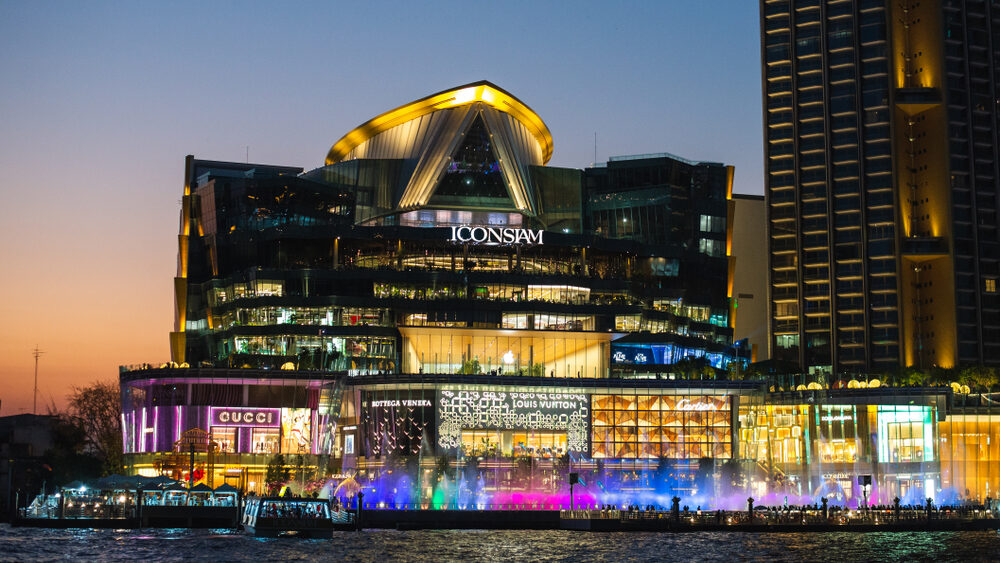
[449, 226, 543, 246]
[675, 398, 725, 411]
[210, 407, 280, 427]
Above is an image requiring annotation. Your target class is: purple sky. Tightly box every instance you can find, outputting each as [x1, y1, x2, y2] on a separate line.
[0, 0, 762, 414]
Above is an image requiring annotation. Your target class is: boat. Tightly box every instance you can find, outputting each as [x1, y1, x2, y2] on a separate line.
[241, 496, 355, 537]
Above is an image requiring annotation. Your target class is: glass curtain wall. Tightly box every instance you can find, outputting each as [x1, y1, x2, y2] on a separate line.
[738, 401, 941, 505]
[939, 413, 1000, 503]
[226, 335, 396, 373]
[399, 328, 609, 378]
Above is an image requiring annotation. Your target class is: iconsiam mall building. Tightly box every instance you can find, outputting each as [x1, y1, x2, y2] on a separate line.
[119, 81, 1000, 510]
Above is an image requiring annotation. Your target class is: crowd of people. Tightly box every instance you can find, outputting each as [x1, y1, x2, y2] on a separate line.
[259, 501, 328, 519]
[575, 499, 998, 524]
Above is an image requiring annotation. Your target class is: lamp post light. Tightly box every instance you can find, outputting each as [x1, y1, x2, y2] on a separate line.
[356, 491, 364, 531]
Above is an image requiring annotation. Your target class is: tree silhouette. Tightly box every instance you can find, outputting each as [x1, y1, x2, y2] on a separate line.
[66, 380, 123, 476]
[265, 453, 291, 495]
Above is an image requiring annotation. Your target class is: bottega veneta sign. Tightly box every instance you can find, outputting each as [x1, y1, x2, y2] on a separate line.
[449, 226, 543, 246]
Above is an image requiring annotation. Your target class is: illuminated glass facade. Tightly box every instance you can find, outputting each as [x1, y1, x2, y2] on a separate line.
[171, 83, 740, 377]
[739, 389, 1000, 505]
[761, 0, 1000, 373]
[129, 81, 748, 496]
[940, 407, 1000, 501]
[121, 80, 998, 508]
[120, 367, 1000, 506]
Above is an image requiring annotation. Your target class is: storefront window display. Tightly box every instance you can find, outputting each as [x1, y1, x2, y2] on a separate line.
[816, 405, 859, 463]
[461, 430, 567, 458]
[738, 405, 808, 466]
[211, 427, 237, 453]
[591, 394, 732, 459]
[252, 428, 280, 454]
[280, 408, 313, 454]
[877, 405, 936, 463]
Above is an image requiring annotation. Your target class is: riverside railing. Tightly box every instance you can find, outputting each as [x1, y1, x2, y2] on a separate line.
[559, 505, 999, 524]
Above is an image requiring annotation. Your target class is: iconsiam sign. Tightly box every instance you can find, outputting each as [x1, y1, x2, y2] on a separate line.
[448, 226, 543, 246]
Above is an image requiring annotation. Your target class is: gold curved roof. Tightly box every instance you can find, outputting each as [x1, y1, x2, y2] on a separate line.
[325, 80, 553, 165]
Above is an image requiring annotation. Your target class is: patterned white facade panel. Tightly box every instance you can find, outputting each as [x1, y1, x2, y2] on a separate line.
[345, 111, 450, 161]
[436, 388, 589, 453]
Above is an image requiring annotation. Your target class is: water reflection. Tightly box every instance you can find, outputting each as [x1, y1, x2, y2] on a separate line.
[1, 526, 997, 562]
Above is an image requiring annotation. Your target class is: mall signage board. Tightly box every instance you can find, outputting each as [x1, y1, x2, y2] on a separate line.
[370, 399, 433, 408]
[210, 407, 280, 427]
[675, 398, 724, 411]
[448, 226, 543, 246]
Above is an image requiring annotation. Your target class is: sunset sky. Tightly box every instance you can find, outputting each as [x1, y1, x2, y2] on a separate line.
[0, 1, 762, 415]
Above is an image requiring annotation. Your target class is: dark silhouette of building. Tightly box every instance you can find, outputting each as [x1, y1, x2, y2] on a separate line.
[0, 414, 56, 518]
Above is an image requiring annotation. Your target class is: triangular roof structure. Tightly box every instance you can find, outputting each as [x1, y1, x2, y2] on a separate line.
[402, 104, 541, 214]
[190, 483, 214, 493]
[324, 81, 551, 217]
[426, 113, 515, 207]
[213, 483, 239, 494]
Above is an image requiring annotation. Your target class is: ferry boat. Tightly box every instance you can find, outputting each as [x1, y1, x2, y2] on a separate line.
[241, 497, 354, 537]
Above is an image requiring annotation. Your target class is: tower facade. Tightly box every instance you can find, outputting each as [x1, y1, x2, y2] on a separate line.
[761, 0, 999, 373]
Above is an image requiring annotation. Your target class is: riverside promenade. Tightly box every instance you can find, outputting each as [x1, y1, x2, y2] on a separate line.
[559, 500, 1000, 532]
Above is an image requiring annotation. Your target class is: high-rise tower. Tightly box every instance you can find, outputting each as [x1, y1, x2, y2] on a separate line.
[761, 0, 999, 374]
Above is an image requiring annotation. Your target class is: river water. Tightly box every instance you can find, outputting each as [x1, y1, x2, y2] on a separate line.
[1, 525, 998, 562]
